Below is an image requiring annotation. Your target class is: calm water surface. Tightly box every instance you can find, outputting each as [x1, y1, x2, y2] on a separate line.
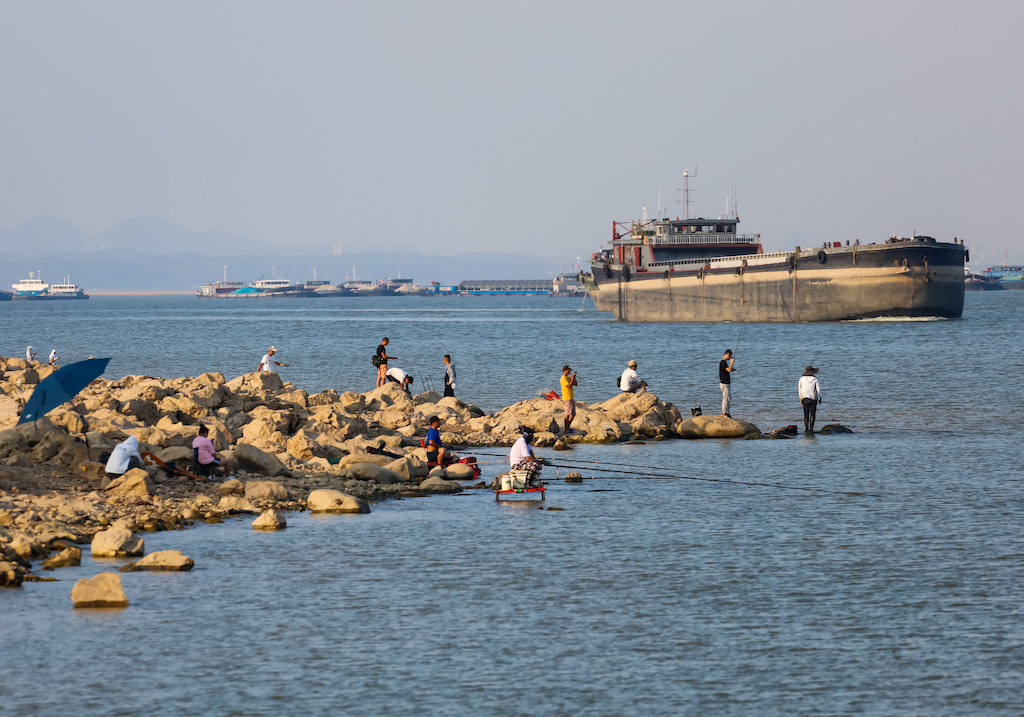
[0, 292, 1022, 715]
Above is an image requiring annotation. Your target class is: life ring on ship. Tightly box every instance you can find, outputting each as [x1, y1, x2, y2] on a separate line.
[817, 250, 827, 264]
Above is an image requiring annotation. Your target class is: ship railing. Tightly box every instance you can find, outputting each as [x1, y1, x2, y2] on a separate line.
[636, 234, 761, 246]
[646, 251, 793, 271]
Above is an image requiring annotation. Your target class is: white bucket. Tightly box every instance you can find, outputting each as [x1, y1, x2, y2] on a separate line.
[499, 474, 512, 491]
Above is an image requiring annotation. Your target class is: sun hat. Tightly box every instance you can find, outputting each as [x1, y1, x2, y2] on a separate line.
[802, 366, 818, 376]
[562, 365, 572, 372]
[628, 360, 638, 368]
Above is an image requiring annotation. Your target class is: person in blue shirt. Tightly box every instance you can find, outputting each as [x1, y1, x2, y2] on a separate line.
[425, 415, 449, 466]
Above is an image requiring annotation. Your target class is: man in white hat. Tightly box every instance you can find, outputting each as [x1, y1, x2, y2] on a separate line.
[257, 346, 287, 373]
[619, 359, 648, 394]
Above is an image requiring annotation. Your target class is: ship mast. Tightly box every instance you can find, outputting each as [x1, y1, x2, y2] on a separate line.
[677, 166, 697, 220]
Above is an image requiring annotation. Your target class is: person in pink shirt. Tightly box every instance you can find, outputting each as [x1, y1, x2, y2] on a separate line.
[192, 425, 232, 480]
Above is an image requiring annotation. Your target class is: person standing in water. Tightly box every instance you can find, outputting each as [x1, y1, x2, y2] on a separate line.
[798, 365, 822, 433]
[719, 349, 735, 417]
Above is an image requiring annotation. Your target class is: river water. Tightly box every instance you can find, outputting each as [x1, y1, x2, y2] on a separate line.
[1, 292, 1022, 715]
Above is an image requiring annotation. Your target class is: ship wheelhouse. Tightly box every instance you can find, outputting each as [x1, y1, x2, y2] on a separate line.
[610, 217, 763, 271]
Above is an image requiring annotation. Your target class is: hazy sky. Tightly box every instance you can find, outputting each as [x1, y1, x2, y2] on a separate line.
[2, 1, 1022, 265]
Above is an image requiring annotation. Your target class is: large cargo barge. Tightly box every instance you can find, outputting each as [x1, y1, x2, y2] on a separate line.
[587, 189, 966, 322]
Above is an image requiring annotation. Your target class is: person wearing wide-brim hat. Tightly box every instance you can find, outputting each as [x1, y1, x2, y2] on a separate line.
[619, 359, 648, 394]
[798, 365, 822, 433]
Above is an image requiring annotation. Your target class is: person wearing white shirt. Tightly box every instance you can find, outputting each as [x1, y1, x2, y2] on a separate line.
[384, 367, 414, 395]
[48, 348, 59, 366]
[798, 366, 823, 433]
[509, 429, 542, 477]
[619, 359, 648, 394]
[26, 345, 36, 363]
[257, 346, 287, 373]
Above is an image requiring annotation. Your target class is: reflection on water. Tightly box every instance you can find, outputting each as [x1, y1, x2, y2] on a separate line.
[1, 292, 1022, 713]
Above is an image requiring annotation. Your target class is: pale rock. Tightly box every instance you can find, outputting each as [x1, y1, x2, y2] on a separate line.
[441, 463, 476, 480]
[157, 446, 194, 464]
[104, 467, 155, 497]
[217, 478, 244, 495]
[71, 572, 129, 608]
[335, 451, 393, 469]
[10, 534, 42, 558]
[252, 509, 287, 531]
[385, 456, 429, 481]
[217, 495, 260, 513]
[92, 522, 145, 557]
[0, 560, 25, 587]
[412, 390, 442, 405]
[120, 550, 194, 572]
[346, 462, 404, 485]
[306, 489, 371, 514]
[233, 442, 290, 477]
[43, 546, 83, 569]
[676, 414, 761, 439]
[419, 475, 463, 493]
[244, 480, 290, 501]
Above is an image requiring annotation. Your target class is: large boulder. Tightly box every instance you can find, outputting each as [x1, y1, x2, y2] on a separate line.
[442, 463, 476, 481]
[104, 468, 155, 497]
[307, 489, 371, 514]
[419, 476, 463, 493]
[252, 509, 287, 531]
[120, 550, 195, 572]
[217, 495, 260, 514]
[71, 572, 129, 608]
[345, 462, 404, 485]
[0, 560, 25, 588]
[335, 451, 393, 469]
[385, 457, 429, 481]
[91, 523, 145, 558]
[233, 443, 290, 477]
[243, 480, 290, 501]
[676, 415, 760, 439]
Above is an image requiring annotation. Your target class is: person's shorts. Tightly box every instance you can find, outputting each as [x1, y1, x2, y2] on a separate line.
[563, 399, 576, 418]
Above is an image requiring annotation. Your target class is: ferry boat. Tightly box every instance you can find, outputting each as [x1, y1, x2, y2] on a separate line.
[982, 265, 1024, 290]
[47, 277, 89, 300]
[12, 273, 49, 298]
[587, 173, 967, 322]
[197, 279, 246, 297]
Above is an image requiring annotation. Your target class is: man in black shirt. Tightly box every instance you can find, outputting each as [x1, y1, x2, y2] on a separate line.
[375, 337, 394, 388]
[719, 349, 735, 417]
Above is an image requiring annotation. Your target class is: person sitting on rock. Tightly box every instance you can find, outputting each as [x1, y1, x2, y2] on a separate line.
[424, 415, 453, 466]
[104, 435, 142, 478]
[619, 359, 648, 394]
[509, 428, 543, 478]
[192, 425, 232, 480]
[384, 367, 414, 396]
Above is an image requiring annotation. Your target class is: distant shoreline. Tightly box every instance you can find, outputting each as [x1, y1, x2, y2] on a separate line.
[87, 291, 194, 296]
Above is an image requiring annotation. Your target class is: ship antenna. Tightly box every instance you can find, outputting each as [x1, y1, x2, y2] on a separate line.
[223, 265, 228, 282]
[657, 186, 662, 218]
[676, 166, 696, 220]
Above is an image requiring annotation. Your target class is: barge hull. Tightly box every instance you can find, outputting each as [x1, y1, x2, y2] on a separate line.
[589, 242, 966, 322]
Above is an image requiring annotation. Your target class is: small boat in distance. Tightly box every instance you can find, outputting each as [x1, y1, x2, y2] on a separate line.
[47, 277, 89, 300]
[982, 265, 1024, 290]
[12, 272, 49, 298]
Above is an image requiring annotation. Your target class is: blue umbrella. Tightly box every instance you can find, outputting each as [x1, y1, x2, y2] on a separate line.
[18, 358, 111, 425]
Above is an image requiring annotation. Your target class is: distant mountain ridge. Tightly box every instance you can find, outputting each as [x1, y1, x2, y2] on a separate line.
[0, 216, 578, 290]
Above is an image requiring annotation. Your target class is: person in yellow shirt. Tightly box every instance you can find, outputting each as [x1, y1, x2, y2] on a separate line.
[560, 364, 578, 434]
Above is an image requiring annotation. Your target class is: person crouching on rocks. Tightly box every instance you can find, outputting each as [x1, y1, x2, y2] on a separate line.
[619, 359, 648, 394]
[192, 425, 233, 480]
[509, 429, 543, 479]
[384, 367, 414, 396]
[104, 435, 142, 479]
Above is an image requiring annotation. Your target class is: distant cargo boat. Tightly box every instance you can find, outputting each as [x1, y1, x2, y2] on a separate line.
[982, 265, 1024, 290]
[964, 268, 1002, 291]
[586, 174, 966, 322]
[11, 273, 89, 300]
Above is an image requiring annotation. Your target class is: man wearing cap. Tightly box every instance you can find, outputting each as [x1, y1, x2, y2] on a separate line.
[619, 360, 648, 394]
[798, 365, 823, 433]
[560, 364, 578, 434]
[257, 346, 287, 373]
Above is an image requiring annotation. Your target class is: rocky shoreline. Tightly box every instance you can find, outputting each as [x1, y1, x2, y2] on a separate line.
[0, 354, 765, 589]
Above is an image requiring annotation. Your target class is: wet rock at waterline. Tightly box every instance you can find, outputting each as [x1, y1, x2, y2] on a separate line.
[307, 489, 371, 514]
[120, 550, 194, 572]
[71, 572, 129, 608]
[676, 415, 761, 439]
[91, 522, 145, 558]
[252, 509, 287, 530]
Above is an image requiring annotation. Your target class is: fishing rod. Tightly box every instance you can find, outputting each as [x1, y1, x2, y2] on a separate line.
[543, 460, 878, 497]
[467, 450, 707, 473]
